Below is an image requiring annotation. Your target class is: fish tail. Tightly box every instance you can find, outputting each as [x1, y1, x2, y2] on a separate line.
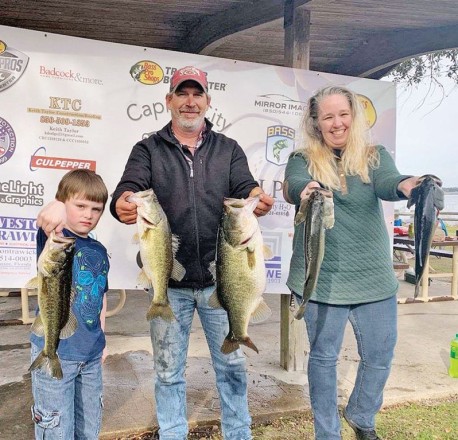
[240, 336, 259, 354]
[29, 351, 63, 380]
[146, 303, 176, 322]
[294, 304, 307, 320]
[221, 337, 240, 355]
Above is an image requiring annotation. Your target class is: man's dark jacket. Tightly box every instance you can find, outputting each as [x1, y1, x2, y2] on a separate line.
[110, 119, 258, 288]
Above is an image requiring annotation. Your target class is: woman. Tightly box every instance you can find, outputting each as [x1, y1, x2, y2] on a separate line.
[283, 85, 419, 440]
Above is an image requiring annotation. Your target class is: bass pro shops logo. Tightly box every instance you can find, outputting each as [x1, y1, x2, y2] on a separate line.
[266, 125, 295, 166]
[0, 40, 29, 92]
[130, 61, 164, 85]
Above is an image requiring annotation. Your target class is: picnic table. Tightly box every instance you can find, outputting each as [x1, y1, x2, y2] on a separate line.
[393, 236, 458, 300]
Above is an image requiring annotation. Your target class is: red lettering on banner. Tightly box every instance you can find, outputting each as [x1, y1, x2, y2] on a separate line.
[31, 156, 96, 171]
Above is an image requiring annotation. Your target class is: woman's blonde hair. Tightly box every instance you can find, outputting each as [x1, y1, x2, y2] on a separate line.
[298, 85, 379, 190]
[55, 169, 108, 208]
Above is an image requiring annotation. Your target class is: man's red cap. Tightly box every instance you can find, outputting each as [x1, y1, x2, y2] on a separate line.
[169, 66, 208, 93]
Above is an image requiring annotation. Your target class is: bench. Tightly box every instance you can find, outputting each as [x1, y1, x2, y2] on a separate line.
[393, 244, 452, 259]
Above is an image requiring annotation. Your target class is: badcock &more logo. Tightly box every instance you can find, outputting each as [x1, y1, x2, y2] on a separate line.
[266, 125, 295, 166]
[30, 147, 96, 171]
[0, 40, 29, 92]
[130, 60, 164, 85]
[0, 117, 16, 166]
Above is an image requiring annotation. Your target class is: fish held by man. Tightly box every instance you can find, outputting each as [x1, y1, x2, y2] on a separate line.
[27, 231, 77, 379]
[128, 189, 185, 321]
[208, 196, 273, 355]
[293, 188, 334, 320]
[407, 174, 444, 298]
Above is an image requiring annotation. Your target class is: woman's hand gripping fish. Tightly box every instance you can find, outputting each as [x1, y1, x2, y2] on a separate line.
[128, 189, 186, 321]
[407, 174, 444, 298]
[293, 188, 334, 320]
[208, 196, 273, 354]
[26, 231, 77, 379]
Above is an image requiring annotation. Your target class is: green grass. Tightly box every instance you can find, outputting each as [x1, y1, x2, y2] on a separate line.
[119, 396, 458, 439]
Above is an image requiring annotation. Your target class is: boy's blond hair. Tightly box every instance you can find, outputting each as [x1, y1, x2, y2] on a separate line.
[55, 169, 108, 208]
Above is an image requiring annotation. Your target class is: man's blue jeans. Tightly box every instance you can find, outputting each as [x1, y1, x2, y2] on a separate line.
[149, 286, 252, 440]
[30, 343, 103, 439]
[304, 295, 397, 440]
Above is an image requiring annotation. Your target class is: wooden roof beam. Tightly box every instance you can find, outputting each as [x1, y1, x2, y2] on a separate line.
[334, 25, 458, 79]
[182, 0, 312, 55]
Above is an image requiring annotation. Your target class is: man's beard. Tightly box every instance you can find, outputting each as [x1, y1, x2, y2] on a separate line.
[175, 114, 205, 131]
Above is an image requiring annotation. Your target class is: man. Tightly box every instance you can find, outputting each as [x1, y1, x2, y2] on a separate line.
[110, 65, 274, 440]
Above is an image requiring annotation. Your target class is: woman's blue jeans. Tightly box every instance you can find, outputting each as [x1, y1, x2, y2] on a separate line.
[304, 295, 397, 440]
[149, 286, 252, 440]
[30, 343, 103, 439]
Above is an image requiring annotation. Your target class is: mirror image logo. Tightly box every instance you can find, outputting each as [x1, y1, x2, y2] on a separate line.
[129, 61, 164, 85]
[0, 40, 29, 92]
[0, 117, 16, 166]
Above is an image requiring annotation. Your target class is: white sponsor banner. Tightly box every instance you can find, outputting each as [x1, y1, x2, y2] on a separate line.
[0, 25, 396, 292]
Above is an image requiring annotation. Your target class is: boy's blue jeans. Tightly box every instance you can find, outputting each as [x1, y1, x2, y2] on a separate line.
[303, 296, 397, 440]
[30, 343, 103, 439]
[149, 286, 252, 440]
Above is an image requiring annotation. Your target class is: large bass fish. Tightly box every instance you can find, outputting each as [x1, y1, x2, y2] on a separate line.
[407, 174, 444, 297]
[128, 189, 185, 321]
[294, 188, 334, 320]
[27, 231, 77, 379]
[209, 196, 272, 354]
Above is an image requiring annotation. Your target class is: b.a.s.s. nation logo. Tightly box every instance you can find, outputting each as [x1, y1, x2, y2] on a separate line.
[0, 40, 29, 92]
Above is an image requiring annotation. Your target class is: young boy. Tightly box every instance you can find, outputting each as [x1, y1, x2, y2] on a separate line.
[30, 169, 110, 439]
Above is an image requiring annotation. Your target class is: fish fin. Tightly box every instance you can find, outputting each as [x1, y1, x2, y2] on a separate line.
[29, 351, 63, 380]
[208, 291, 223, 309]
[208, 261, 216, 281]
[250, 300, 272, 324]
[247, 250, 256, 270]
[25, 277, 39, 289]
[59, 311, 78, 339]
[263, 245, 274, 260]
[132, 232, 140, 244]
[433, 184, 445, 211]
[137, 269, 152, 288]
[171, 258, 186, 282]
[30, 315, 45, 337]
[221, 338, 240, 354]
[146, 303, 176, 322]
[406, 185, 420, 209]
[414, 282, 420, 299]
[240, 337, 259, 354]
[171, 234, 180, 257]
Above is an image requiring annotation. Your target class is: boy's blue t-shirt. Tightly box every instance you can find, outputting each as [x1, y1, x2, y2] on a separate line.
[30, 228, 110, 361]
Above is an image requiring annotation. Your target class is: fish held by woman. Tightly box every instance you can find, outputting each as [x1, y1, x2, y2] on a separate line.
[27, 232, 77, 379]
[209, 196, 273, 354]
[407, 174, 444, 298]
[293, 188, 334, 320]
[128, 189, 185, 321]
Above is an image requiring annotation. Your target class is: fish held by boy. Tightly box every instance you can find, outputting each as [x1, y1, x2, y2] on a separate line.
[209, 196, 273, 354]
[293, 188, 334, 320]
[27, 231, 78, 379]
[128, 189, 185, 321]
[407, 174, 444, 298]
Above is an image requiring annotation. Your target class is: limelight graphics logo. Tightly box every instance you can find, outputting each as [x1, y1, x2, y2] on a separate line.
[0, 40, 29, 92]
[0, 117, 16, 166]
[266, 125, 295, 166]
[262, 231, 283, 283]
[130, 60, 164, 85]
[30, 146, 96, 171]
[0, 180, 44, 207]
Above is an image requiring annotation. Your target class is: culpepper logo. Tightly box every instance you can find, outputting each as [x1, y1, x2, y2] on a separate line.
[266, 125, 295, 166]
[0, 117, 17, 166]
[30, 147, 96, 171]
[0, 40, 29, 92]
[129, 60, 164, 85]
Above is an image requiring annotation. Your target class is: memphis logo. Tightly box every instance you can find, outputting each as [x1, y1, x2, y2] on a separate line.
[266, 125, 295, 166]
[129, 60, 164, 85]
[0, 40, 29, 92]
